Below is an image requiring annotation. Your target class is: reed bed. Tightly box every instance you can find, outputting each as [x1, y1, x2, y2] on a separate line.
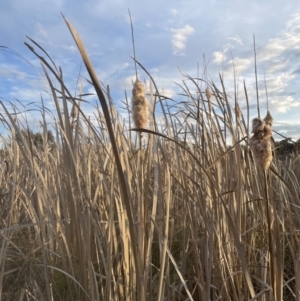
[0, 18, 299, 301]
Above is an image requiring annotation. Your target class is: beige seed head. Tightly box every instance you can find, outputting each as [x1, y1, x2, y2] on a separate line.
[71, 102, 77, 119]
[206, 87, 213, 112]
[251, 118, 265, 133]
[132, 80, 148, 136]
[263, 110, 274, 127]
[249, 118, 273, 170]
[235, 104, 242, 119]
[205, 87, 212, 101]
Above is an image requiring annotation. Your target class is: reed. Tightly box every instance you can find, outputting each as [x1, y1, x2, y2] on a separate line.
[0, 17, 297, 301]
[249, 117, 272, 170]
[132, 79, 148, 136]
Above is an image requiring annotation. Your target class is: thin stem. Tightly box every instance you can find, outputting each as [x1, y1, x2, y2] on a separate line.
[128, 9, 138, 81]
[253, 34, 260, 118]
[264, 169, 275, 300]
[264, 70, 269, 111]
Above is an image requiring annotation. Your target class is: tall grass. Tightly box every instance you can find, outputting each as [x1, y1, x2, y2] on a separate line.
[0, 18, 299, 300]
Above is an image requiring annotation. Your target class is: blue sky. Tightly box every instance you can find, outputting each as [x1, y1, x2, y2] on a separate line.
[1, 0, 300, 140]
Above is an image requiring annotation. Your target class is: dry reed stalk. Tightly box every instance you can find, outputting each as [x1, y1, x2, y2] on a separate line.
[132, 80, 148, 137]
[253, 34, 260, 118]
[250, 116, 282, 300]
[249, 118, 272, 170]
[128, 12, 148, 300]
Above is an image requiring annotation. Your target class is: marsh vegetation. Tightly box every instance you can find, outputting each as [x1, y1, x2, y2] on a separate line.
[0, 18, 299, 301]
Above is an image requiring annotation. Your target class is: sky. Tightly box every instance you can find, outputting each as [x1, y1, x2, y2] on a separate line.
[1, 0, 300, 141]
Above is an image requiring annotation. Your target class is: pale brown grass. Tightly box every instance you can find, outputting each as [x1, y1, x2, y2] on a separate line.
[0, 17, 298, 301]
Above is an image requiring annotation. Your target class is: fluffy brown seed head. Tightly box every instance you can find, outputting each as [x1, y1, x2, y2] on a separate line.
[235, 104, 242, 119]
[249, 118, 273, 170]
[71, 102, 77, 119]
[205, 87, 212, 101]
[132, 80, 148, 136]
[251, 118, 265, 133]
[263, 110, 274, 127]
[206, 87, 213, 112]
[132, 80, 146, 96]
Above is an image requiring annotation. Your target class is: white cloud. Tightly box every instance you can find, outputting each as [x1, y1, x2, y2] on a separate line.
[35, 22, 48, 38]
[257, 14, 300, 63]
[229, 35, 243, 45]
[62, 45, 77, 53]
[9, 87, 43, 102]
[160, 88, 174, 99]
[225, 57, 252, 75]
[265, 58, 289, 74]
[270, 95, 300, 113]
[212, 51, 225, 65]
[170, 9, 178, 16]
[265, 73, 296, 91]
[171, 25, 195, 56]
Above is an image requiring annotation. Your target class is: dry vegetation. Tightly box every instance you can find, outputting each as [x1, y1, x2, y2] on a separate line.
[0, 18, 300, 301]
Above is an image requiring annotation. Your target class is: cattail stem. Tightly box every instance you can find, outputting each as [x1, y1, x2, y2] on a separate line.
[137, 135, 145, 299]
[264, 70, 269, 111]
[128, 9, 138, 81]
[263, 169, 275, 300]
[253, 34, 260, 118]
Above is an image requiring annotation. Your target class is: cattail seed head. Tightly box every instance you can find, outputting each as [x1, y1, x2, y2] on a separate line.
[71, 102, 77, 119]
[235, 104, 242, 119]
[205, 87, 212, 101]
[251, 117, 265, 133]
[132, 80, 148, 136]
[263, 110, 274, 127]
[206, 87, 212, 112]
[249, 118, 273, 170]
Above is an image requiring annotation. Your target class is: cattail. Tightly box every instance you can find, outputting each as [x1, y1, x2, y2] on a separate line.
[206, 87, 212, 112]
[132, 79, 148, 136]
[249, 118, 272, 170]
[263, 110, 274, 127]
[70, 101, 78, 131]
[251, 117, 265, 133]
[71, 101, 77, 119]
[235, 104, 242, 119]
[205, 87, 212, 101]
